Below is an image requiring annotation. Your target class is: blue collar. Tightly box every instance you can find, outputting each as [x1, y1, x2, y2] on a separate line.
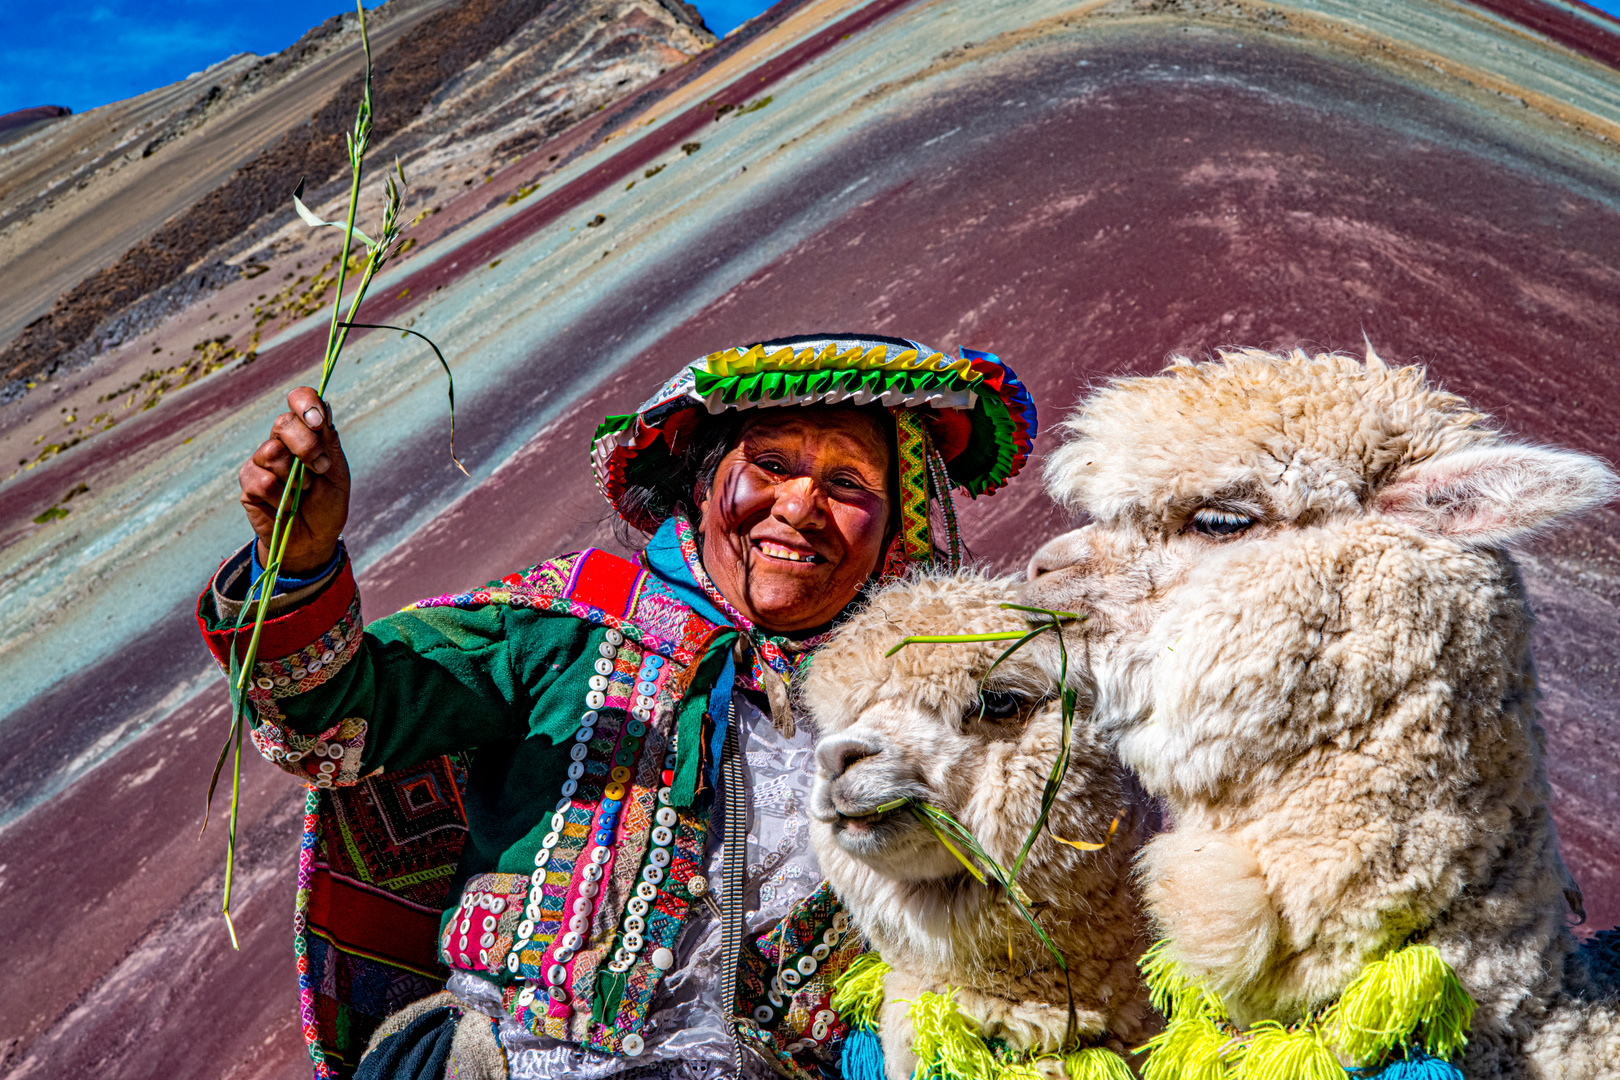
[643, 517, 730, 628]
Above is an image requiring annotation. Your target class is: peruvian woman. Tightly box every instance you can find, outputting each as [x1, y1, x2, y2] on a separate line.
[196, 334, 1037, 1079]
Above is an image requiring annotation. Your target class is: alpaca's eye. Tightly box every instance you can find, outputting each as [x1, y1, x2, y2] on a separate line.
[1188, 508, 1254, 537]
[977, 690, 1024, 721]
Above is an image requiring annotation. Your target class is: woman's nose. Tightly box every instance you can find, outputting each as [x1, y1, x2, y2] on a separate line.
[773, 475, 826, 528]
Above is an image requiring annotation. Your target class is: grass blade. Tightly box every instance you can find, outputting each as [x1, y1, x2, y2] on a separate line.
[339, 322, 467, 475]
[885, 630, 1028, 658]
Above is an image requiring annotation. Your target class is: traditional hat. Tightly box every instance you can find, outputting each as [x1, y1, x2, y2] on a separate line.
[593, 334, 1036, 570]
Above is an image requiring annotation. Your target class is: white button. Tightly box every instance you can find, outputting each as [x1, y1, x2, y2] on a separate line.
[575, 726, 595, 743]
[833, 912, 850, 932]
[568, 761, 585, 780]
[769, 991, 784, 1008]
[822, 928, 840, 946]
[561, 779, 579, 797]
[635, 881, 658, 901]
[570, 743, 589, 762]
[622, 1033, 644, 1056]
[554, 946, 575, 963]
[641, 864, 664, 886]
[490, 897, 506, 914]
[477, 894, 492, 910]
[649, 847, 671, 868]
[481, 932, 496, 949]
[588, 675, 610, 692]
[518, 920, 535, 938]
[569, 913, 588, 932]
[594, 658, 615, 676]
[609, 958, 632, 973]
[605, 629, 624, 646]
[625, 915, 645, 934]
[657, 787, 672, 805]
[631, 707, 652, 722]
[781, 968, 801, 987]
[478, 948, 489, 966]
[561, 931, 583, 951]
[815, 1009, 836, 1025]
[580, 710, 599, 726]
[527, 903, 542, 921]
[786, 1040, 807, 1053]
[548, 985, 568, 1003]
[556, 796, 572, 812]
[483, 915, 497, 932]
[552, 812, 568, 831]
[518, 986, 535, 1006]
[811, 943, 830, 961]
[256, 677, 274, 690]
[635, 694, 656, 709]
[591, 846, 611, 866]
[797, 955, 817, 976]
[542, 833, 560, 851]
[754, 1006, 774, 1023]
[586, 691, 606, 709]
[531, 869, 547, 888]
[650, 825, 673, 846]
[458, 935, 468, 951]
[655, 807, 677, 828]
[623, 931, 644, 951]
[628, 897, 649, 917]
[547, 964, 568, 986]
[614, 947, 634, 965]
[579, 879, 600, 899]
[582, 863, 603, 883]
[812, 1019, 830, 1040]
[598, 642, 617, 658]
[573, 896, 593, 916]
[652, 947, 676, 971]
[462, 894, 475, 909]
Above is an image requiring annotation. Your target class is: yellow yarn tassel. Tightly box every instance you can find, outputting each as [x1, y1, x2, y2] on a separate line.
[1323, 944, 1475, 1065]
[1139, 940, 1226, 1022]
[833, 953, 893, 1031]
[1236, 1022, 1342, 1080]
[1064, 1046, 1136, 1080]
[910, 989, 1000, 1080]
[1141, 1010, 1235, 1080]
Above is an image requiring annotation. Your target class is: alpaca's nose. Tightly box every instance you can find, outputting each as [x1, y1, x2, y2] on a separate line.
[1027, 528, 1091, 580]
[817, 735, 880, 781]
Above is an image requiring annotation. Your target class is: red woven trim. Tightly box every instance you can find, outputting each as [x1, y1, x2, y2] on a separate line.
[567, 549, 643, 618]
[199, 558, 360, 670]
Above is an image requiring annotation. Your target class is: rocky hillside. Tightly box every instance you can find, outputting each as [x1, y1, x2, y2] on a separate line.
[0, 0, 711, 403]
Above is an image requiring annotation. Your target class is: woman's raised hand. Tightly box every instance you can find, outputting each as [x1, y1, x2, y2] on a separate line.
[240, 386, 351, 576]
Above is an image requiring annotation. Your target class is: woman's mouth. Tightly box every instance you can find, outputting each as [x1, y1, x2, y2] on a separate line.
[754, 539, 824, 564]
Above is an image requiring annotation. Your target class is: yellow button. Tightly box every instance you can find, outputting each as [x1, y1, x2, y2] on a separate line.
[605, 782, 627, 801]
[610, 767, 632, 784]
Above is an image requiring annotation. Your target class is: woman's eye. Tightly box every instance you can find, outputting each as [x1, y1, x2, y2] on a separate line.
[754, 457, 788, 475]
[1188, 508, 1254, 537]
[976, 690, 1024, 721]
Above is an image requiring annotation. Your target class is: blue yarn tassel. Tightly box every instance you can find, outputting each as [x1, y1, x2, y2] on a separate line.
[1364, 1050, 1464, 1080]
[841, 1025, 885, 1080]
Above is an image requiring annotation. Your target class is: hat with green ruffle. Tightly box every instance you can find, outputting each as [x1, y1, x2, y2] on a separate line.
[592, 333, 1038, 565]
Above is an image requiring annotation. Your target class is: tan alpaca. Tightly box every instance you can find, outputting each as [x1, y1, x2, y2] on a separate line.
[802, 571, 1156, 1080]
[1021, 346, 1620, 1078]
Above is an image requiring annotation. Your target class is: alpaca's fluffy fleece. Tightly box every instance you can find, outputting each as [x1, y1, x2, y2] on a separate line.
[1022, 347, 1620, 1077]
[800, 571, 1155, 1079]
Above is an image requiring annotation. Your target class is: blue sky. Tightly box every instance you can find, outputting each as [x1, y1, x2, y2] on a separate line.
[3, 0, 1620, 118]
[0, 0, 778, 117]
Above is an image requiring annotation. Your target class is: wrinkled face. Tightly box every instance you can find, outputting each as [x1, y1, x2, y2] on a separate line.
[810, 682, 1051, 881]
[1017, 351, 1614, 801]
[698, 407, 892, 633]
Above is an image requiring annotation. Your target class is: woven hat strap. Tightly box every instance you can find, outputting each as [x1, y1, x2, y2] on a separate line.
[892, 408, 934, 565]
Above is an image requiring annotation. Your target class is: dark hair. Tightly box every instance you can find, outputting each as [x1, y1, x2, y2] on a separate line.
[611, 403, 899, 549]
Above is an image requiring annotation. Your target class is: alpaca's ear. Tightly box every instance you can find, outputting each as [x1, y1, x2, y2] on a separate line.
[1376, 444, 1618, 544]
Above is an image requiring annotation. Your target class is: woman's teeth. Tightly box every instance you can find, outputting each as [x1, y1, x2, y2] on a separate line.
[757, 540, 820, 563]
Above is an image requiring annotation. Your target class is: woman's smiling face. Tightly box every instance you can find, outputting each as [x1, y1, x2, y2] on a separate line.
[696, 407, 893, 633]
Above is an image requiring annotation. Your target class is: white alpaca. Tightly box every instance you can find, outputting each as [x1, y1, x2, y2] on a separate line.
[802, 571, 1157, 1080]
[1021, 346, 1620, 1078]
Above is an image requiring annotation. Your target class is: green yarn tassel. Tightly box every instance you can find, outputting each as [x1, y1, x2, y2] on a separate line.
[1323, 944, 1475, 1065]
[910, 989, 1000, 1080]
[1237, 1021, 1342, 1080]
[1064, 1047, 1135, 1080]
[832, 953, 893, 1031]
[1139, 940, 1226, 1022]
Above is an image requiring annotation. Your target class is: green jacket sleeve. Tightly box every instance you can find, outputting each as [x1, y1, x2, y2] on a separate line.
[197, 542, 598, 783]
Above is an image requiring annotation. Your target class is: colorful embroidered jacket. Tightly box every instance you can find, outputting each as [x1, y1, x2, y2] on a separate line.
[196, 527, 865, 1080]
